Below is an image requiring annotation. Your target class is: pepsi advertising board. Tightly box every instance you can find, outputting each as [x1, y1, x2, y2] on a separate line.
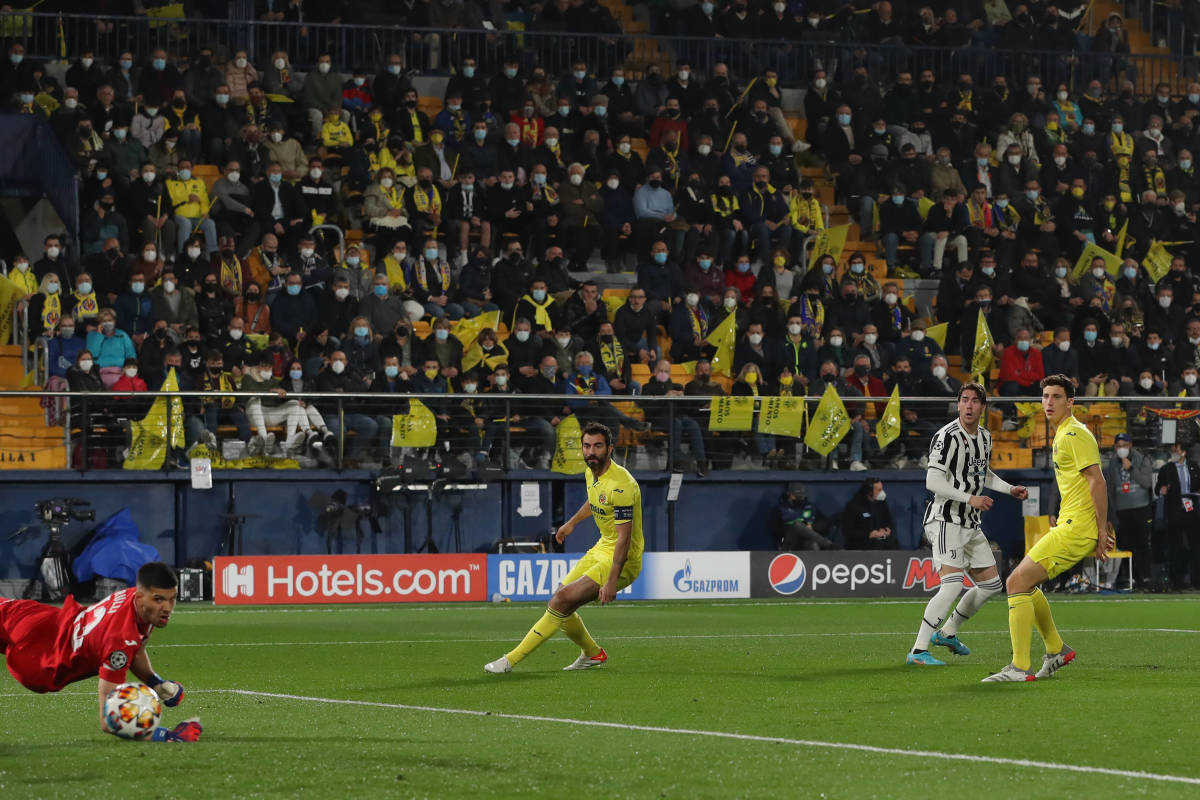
[488, 554, 648, 601]
[751, 552, 959, 598]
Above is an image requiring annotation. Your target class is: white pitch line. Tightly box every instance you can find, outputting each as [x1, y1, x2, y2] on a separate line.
[179, 596, 1200, 613]
[223, 689, 1200, 787]
[147, 627, 1200, 648]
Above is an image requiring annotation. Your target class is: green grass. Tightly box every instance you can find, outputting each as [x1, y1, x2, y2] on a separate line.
[3, 596, 1199, 799]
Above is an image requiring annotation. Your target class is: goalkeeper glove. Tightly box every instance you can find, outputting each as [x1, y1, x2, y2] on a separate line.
[149, 673, 184, 707]
[151, 719, 203, 742]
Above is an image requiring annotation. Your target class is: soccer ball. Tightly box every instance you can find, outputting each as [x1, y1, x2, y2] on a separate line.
[103, 683, 162, 740]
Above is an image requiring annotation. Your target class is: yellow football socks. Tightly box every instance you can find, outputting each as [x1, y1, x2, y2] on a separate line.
[506, 608, 566, 665]
[560, 612, 602, 658]
[1031, 588, 1064, 654]
[1008, 592, 1034, 672]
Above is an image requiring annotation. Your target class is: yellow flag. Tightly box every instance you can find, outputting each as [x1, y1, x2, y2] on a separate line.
[704, 311, 738, 376]
[758, 396, 805, 437]
[970, 309, 994, 380]
[708, 396, 756, 431]
[551, 415, 586, 474]
[1142, 242, 1173, 284]
[924, 322, 948, 351]
[1071, 241, 1121, 280]
[875, 386, 902, 449]
[1014, 401, 1043, 439]
[185, 443, 301, 470]
[1114, 220, 1128, 257]
[0, 273, 24, 346]
[124, 370, 185, 470]
[806, 223, 849, 270]
[452, 310, 502, 347]
[803, 383, 851, 456]
[390, 399, 438, 447]
[916, 196, 935, 220]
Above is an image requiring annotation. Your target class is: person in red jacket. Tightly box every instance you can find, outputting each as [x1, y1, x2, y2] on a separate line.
[845, 352, 889, 470]
[724, 252, 757, 303]
[998, 327, 1045, 397]
[111, 357, 149, 394]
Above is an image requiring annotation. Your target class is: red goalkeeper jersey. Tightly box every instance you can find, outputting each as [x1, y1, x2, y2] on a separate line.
[1, 589, 152, 693]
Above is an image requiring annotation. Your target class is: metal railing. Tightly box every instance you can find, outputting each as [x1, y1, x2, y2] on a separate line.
[1, 11, 1187, 95]
[0, 386, 1181, 473]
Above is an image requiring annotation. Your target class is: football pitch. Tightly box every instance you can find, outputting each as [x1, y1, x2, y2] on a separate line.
[2, 596, 1199, 799]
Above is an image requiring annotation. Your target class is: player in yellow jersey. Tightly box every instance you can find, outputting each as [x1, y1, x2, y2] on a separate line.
[485, 422, 643, 673]
[984, 375, 1116, 682]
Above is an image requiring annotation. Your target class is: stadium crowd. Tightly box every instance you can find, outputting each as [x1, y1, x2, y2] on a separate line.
[2, 1, 1200, 484]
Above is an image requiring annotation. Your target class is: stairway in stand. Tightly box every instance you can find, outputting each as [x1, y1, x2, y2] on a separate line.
[0, 345, 66, 469]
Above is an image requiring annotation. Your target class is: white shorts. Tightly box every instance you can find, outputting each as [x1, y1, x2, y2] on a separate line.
[925, 520, 996, 571]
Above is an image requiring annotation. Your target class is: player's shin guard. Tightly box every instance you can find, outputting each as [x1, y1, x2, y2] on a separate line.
[1030, 588, 1064, 653]
[505, 608, 567, 665]
[559, 612, 602, 658]
[1007, 591, 1034, 671]
[912, 572, 964, 652]
[941, 576, 1003, 636]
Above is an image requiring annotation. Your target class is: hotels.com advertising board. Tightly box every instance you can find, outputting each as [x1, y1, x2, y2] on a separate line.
[213, 555, 487, 604]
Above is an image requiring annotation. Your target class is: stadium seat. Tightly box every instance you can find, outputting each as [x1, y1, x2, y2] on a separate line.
[1095, 550, 1134, 591]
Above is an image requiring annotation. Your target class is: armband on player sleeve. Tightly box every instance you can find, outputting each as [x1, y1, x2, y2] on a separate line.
[612, 505, 633, 522]
[925, 468, 972, 504]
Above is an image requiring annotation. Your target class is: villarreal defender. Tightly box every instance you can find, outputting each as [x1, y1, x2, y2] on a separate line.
[984, 375, 1115, 682]
[486, 422, 643, 673]
[1, 561, 202, 740]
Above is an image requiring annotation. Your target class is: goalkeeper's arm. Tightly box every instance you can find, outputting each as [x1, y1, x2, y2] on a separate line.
[130, 647, 184, 707]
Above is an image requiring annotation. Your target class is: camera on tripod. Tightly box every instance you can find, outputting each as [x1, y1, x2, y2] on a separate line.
[34, 498, 96, 525]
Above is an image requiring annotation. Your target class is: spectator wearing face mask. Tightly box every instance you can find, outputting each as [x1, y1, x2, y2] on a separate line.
[1101, 432, 1153, 589]
[240, 353, 306, 458]
[315, 350, 378, 460]
[775, 482, 835, 551]
[114, 269, 153, 345]
[149, 270, 199, 336]
[613, 286, 660, 366]
[643, 359, 707, 475]
[195, 274, 235, 345]
[511, 277, 563, 337]
[998, 327, 1046, 397]
[1156, 441, 1200, 591]
[564, 350, 647, 435]
[422, 318, 465, 377]
[724, 254, 757, 304]
[1040, 326, 1080, 383]
[668, 288, 710, 364]
[892, 320, 942, 378]
[84, 308, 136, 385]
[842, 252, 882, 303]
[341, 317, 382, 378]
[733, 322, 776, 376]
[270, 273, 319, 343]
[502, 318, 547, 380]
[828, 280, 872, 342]
[110, 356, 150, 415]
[843, 478, 898, 550]
[853, 323, 893, 379]
[871, 282, 912, 344]
[218, 316, 256, 375]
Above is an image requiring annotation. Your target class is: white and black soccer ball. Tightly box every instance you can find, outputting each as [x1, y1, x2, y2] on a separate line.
[103, 683, 162, 740]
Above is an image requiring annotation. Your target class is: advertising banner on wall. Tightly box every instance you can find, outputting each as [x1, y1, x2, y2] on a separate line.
[638, 551, 752, 599]
[750, 551, 961, 598]
[213, 554, 487, 604]
[488, 554, 647, 601]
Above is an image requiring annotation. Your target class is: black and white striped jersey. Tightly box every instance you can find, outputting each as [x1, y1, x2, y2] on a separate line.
[924, 419, 992, 528]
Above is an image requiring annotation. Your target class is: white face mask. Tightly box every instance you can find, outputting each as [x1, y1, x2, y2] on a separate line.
[124, 367, 137, 378]
[685, 293, 699, 307]
[515, 330, 530, 343]
[606, 178, 620, 190]
[64, 97, 78, 110]
[300, 247, 314, 259]
[235, 57, 247, 68]
[556, 337, 572, 348]
[883, 292, 897, 305]
[1186, 374, 1198, 386]
[932, 365, 947, 378]
[569, 173, 583, 186]
[723, 297, 737, 310]
[875, 489, 887, 502]
[335, 287, 350, 300]
[911, 330, 925, 342]
[78, 359, 93, 371]
[748, 333, 763, 345]
[1116, 447, 1130, 459]
[187, 246, 201, 259]
[618, 142, 631, 155]
[788, 323, 802, 336]
[1139, 377, 1154, 390]
[380, 178, 394, 188]
[1057, 340, 1070, 352]
[1159, 296, 1173, 308]
[1007, 154, 1021, 166]
[1092, 267, 1106, 279]
[143, 249, 157, 261]
[46, 246, 60, 258]
[229, 328, 244, 340]
[697, 143, 712, 156]
[271, 132, 283, 143]
[273, 58, 286, 70]
[318, 62, 331, 74]
[864, 333, 878, 345]
[829, 335, 843, 347]
[330, 361, 346, 374]
[544, 137, 558, 149]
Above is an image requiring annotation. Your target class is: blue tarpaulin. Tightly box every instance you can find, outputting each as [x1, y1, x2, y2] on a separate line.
[0, 114, 79, 240]
[74, 508, 160, 585]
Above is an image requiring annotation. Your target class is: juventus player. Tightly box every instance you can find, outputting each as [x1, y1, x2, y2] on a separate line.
[906, 383, 1028, 666]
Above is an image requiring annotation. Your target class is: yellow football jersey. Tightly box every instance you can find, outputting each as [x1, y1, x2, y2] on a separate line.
[585, 460, 644, 560]
[1052, 415, 1101, 531]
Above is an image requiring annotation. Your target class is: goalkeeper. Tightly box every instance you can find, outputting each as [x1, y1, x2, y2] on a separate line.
[0, 562, 202, 741]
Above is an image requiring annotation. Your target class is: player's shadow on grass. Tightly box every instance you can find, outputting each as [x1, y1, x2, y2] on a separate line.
[389, 672, 556, 692]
